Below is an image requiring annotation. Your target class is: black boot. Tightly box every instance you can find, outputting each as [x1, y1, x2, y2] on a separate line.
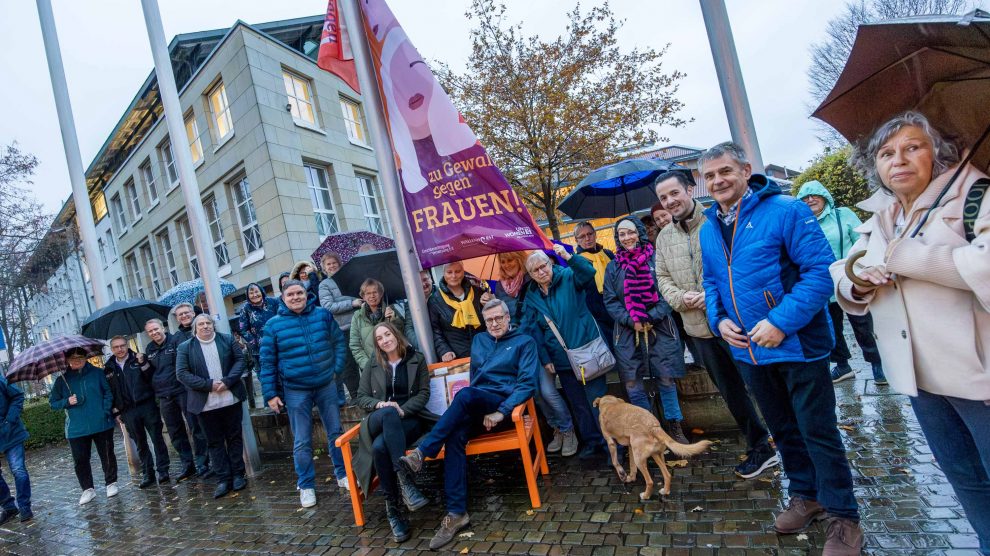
[385, 495, 411, 543]
[667, 419, 689, 445]
[397, 467, 429, 512]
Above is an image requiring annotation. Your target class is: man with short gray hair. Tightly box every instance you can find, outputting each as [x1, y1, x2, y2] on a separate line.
[143, 318, 198, 482]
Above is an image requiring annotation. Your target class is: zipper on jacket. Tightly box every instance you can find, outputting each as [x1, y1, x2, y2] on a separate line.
[719, 200, 758, 365]
[763, 290, 777, 309]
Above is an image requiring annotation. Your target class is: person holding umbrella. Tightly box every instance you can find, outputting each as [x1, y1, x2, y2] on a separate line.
[0, 373, 31, 523]
[350, 278, 406, 372]
[427, 262, 487, 361]
[49, 348, 118, 506]
[833, 112, 990, 553]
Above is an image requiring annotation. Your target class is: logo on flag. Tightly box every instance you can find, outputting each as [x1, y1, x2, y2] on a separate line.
[317, 0, 361, 93]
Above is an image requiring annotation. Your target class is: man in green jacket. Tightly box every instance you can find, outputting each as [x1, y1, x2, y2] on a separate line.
[796, 181, 886, 385]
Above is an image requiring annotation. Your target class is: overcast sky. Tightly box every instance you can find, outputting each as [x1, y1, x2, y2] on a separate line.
[1, 0, 852, 215]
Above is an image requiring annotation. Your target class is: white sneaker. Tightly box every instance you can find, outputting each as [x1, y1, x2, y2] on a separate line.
[106, 482, 119, 498]
[299, 488, 317, 508]
[336, 476, 349, 490]
[79, 488, 96, 505]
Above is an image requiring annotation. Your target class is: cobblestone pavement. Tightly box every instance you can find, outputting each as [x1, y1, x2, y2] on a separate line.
[0, 359, 982, 554]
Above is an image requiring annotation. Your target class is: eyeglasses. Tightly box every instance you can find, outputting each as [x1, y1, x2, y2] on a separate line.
[530, 263, 550, 273]
[575, 233, 595, 241]
[484, 314, 508, 326]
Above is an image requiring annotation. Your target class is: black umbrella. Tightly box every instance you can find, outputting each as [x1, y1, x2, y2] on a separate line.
[332, 249, 406, 301]
[80, 299, 173, 339]
[558, 159, 690, 219]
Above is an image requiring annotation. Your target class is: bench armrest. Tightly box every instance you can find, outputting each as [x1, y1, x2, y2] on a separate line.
[335, 423, 361, 447]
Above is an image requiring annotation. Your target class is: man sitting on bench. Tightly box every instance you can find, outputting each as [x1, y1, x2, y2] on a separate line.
[401, 299, 539, 550]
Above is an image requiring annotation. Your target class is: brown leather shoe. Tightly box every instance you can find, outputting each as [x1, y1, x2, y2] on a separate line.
[823, 517, 864, 555]
[773, 496, 826, 534]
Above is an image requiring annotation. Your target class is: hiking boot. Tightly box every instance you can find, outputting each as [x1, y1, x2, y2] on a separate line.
[547, 429, 564, 453]
[872, 362, 887, 385]
[397, 468, 429, 512]
[774, 496, 826, 534]
[667, 420, 689, 445]
[0, 508, 16, 526]
[560, 429, 579, 457]
[299, 488, 317, 508]
[429, 512, 470, 550]
[734, 445, 780, 479]
[830, 364, 855, 383]
[385, 496, 411, 543]
[823, 517, 864, 555]
[399, 448, 424, 474]
[78, 488, 96, 506]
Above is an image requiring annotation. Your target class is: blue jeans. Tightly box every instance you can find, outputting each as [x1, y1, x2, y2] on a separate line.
[284, 382, 346, 489]
[735, 358, 859, 520]
[418, 386, 508, 514]
[538, 366, 573, 433]
[910, 390, 990, 555]
[614, 322, 685, 420]
[0, 443, 30, 514]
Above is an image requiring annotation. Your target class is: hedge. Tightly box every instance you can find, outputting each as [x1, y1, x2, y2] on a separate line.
[21, 400, 66, 449]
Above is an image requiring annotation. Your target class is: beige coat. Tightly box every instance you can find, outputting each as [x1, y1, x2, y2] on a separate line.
[831, 163, 990, 401]
[655, 201, 711, 339]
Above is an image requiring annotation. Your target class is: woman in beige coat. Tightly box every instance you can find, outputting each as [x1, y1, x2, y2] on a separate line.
[831, 111, 989, 553]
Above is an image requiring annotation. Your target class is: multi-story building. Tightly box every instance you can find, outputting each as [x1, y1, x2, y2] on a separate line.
[79, 15, 387, 315]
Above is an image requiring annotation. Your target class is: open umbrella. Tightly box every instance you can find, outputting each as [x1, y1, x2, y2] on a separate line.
[5, 335, 106, 383]
[460, 241, 575, 281]
[558, 159, 690, 219]
[80, 299, 173, 339]
[310, 231, 395, 266]
[332, 249, 407, 301]
[157, 278, 236, 307]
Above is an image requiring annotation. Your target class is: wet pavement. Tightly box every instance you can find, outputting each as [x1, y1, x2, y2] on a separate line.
[0, 353, 983, 554]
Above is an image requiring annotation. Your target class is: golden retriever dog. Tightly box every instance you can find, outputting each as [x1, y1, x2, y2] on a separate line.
[594, 395, 713, 500]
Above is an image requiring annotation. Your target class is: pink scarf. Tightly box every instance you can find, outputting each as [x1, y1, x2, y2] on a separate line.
[499, 271, 525, 298]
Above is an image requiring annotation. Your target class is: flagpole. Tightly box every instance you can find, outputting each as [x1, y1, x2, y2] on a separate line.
[339, 0, 436, 362]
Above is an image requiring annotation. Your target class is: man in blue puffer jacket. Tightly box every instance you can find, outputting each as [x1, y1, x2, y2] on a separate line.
[698, 142, 863, 554]
[259, 280, 348, 509]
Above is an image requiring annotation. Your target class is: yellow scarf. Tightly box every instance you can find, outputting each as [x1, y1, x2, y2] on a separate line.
[439, 287, 481, 329]
[579, 250, 610, 293]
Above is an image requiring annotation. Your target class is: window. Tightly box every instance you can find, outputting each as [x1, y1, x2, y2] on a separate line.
[177, 217, 200, 279]
[231, 178, 263, 254]
[110, 193, 127, 231]
[205, 197, 230, 266]
[124, 179, 141, 219]
[159, 142, 178, 187]
[304, 165, 339, 237]
[105, 230, 117, 260]
[139, 160, 159, 205]
[98, 238, 107, 268]
[156, 230, 178, 287]
[208, 82, 233, 142]
[106, 284, 114, 302]
[115, 277, 126, 300]
[92, 193, 108, 221]
[339, 97, 367, 144]
[283, 70, 316, 125]
[140, 243, 162, 297]
[125, 254, 145, 299]
[356, 174, 388, 236]
[185, 113, 203, 164]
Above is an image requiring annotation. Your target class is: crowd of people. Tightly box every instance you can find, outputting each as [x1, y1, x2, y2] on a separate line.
[0, 111, 985, 556]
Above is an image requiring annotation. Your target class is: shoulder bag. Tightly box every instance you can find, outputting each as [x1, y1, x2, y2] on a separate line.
[544, 316, 615, 385]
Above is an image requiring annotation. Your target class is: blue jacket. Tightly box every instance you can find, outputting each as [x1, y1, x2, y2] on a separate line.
[238, 286, 280, 355]
[700, 175, 836, 365]
[49, 363, 114, 439]
[259, 294, 347, 402]
[0, 375, 28, 453]
[468, 327, 539, 417]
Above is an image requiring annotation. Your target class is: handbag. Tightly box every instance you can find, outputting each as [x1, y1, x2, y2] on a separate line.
[544, 316, 615, 385]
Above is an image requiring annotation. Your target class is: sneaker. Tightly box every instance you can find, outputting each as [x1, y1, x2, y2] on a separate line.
[299, 488, 317, 508]
[429, 512, 470, 550]
[399, 448, 424, 474]
[823, 517, 864, 555]
[830, 364, 855, 383]
[106, 482, 119, 498]
[19, 510, 33, 522]
[79, 488, 97, 506]
[560, 429, 579, 457]
[336, 476, 349, 490]
[773, 496, 825, 534]
[667, 420, 689, 445]
[872, 362, 888, 385]
[546, 429, 563, 453]
[734, 446, 780, 479]
[0, 508, 16, 526]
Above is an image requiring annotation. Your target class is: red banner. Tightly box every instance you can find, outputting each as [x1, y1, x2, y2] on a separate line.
[317, 0, 361, 94]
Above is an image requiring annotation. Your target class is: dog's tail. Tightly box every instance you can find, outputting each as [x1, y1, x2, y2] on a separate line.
[665, 437, 714, 458]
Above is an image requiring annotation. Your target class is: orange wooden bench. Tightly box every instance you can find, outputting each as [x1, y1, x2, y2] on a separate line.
[334, 358, 549, 527]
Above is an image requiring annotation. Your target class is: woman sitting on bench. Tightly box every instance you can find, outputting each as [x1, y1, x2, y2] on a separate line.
[353, 322, 431, 543]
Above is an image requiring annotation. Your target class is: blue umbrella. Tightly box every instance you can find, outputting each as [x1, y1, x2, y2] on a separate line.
[557, 159, 691, 219]
[157, 278, 236, 307]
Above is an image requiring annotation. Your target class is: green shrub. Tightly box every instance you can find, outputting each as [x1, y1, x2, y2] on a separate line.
[21, 400, 66, 449]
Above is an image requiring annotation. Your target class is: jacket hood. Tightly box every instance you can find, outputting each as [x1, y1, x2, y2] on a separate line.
[245, 282, 269, 307]
[290, 260, 319, 281]
[796, 180, 835, 209]
[487, 324, 524, 342]
[277, 292, 319, 316]
[612, 216, 649, 252]
[703, 174, 783, 223]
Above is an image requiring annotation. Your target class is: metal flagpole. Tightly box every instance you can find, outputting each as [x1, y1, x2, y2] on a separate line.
[699, 0, 765, 173]
[138, 0, 261, 475]
[339, 0, 436, 362]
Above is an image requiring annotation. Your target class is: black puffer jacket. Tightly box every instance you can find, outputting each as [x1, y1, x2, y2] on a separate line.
[104, 350, 156, 415]
[144, 333, 185, 398]
[427, 277, 487, 359]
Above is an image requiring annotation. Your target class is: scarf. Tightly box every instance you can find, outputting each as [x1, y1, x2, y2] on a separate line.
[578, 249, 611, 293]
[439, 286, 481, 329]
[499, 271, 525, 298]
[614, 243, 659, 323]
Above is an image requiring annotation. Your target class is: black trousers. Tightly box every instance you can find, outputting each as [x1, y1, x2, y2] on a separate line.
[198, 402, 246, 484]
[242, 372, 257, 409]
[366, 407, 420, 497]
[68, 428, 117, 490]
[827, 302, 881, 365]
[158, 394, 195, 468]
[122, 401, 170, 478]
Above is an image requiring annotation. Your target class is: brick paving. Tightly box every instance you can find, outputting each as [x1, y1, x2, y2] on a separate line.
[0, 357, 982, 554]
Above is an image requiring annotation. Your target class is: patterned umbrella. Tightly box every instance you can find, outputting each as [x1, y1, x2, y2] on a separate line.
[5, 335, 106, 383]
[310, 231, 394, 267]
[157, 278, 236, 307]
